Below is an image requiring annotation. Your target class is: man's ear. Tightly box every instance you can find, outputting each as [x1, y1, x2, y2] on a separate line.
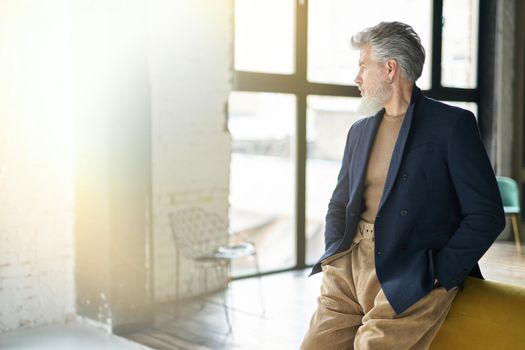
[386, 59, 397, 82]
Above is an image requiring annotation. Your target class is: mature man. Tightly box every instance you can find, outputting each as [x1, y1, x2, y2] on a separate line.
[301, 21, 505, 349]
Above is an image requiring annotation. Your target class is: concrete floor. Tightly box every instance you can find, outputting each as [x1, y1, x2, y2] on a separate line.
[0, 322, 153, 350]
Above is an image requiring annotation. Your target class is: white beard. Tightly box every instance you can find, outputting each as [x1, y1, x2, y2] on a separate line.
[357, 81, 392, 116]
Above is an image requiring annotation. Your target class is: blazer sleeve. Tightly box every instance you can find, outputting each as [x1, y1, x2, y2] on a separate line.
[435, 110, 506, 290]
[324, 123, 356, 249]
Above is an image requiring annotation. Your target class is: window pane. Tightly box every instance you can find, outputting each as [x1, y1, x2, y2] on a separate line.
[234, 0, 295, 74]
[308, 0, 432, 89]
[442, 0, 479, 88]
[228, 92, 296, 276]
[306, 95, 363, 264]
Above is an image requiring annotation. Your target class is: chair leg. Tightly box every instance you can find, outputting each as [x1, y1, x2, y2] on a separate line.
[252, 252, 266, 316]
[510, 214, 522, 255]
[198, 267, 207, 310]
[174, 249, 180, 314]
[214, 262, 232, 332]
[203, 268, 208, 293]
[225, 261, 234, 330]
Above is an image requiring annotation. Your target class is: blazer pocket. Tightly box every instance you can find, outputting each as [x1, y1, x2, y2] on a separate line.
[420, 229, 450, 236]
[411, 230, 450, 250]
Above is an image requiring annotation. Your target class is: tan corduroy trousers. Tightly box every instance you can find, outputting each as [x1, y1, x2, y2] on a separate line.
[301, 220, 459, 350]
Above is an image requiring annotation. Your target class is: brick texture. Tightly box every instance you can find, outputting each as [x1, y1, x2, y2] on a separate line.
[147, 0, 233, 301]
[0, 0, 75, 332]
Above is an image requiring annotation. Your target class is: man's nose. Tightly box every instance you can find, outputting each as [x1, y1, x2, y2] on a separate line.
[354, 73, 361, 85]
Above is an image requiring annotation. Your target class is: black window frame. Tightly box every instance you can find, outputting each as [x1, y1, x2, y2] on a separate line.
[231, 0, 492, 278]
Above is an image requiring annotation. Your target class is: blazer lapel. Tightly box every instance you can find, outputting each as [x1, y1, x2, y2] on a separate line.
[377, 86, 422, 213]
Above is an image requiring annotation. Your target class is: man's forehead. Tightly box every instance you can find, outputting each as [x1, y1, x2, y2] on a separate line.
[358, 45, 375, 64]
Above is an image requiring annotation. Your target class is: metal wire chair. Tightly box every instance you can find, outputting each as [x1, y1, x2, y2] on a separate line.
[168, 207, 264, 331]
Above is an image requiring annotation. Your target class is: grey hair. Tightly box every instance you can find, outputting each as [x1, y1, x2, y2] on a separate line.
[350, 21, 425, 82]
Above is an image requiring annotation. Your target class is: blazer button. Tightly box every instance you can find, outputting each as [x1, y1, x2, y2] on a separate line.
[377, 251, 383, 255]
[401, 173, 408, 181]
[400, 209, 408, 216]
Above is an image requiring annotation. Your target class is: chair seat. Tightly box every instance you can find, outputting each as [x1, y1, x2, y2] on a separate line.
[503, 205, 520, 214]
[214, 242, 256, 259]
[192, 254, 228, 263]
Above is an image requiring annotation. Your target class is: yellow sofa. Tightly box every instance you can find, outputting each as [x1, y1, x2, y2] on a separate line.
[430, 277, 525, 349]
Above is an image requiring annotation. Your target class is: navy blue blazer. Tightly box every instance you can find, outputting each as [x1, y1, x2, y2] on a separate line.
[310, 86, 506, 315]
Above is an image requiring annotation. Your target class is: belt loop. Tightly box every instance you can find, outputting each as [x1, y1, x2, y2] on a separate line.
[359, 220, 374, 239]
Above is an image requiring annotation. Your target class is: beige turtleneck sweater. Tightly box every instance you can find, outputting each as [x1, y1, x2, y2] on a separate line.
[360, 113, 405, 223]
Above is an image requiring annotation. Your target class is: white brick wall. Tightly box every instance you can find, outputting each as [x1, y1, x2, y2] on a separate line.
[147, 0, 233, 301]
[0, 0, 234, 331]
[0, 0, 75, 332]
